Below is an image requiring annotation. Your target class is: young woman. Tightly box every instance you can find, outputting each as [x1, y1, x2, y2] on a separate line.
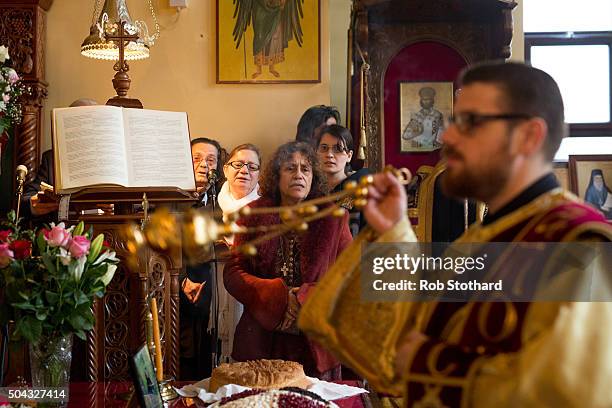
[316, 125, 370, 235]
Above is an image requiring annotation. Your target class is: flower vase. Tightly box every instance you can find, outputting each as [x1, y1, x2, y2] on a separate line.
[29, 333, 72, 408]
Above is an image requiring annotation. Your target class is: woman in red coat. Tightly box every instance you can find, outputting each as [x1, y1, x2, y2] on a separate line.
[224, 141, 352, 379]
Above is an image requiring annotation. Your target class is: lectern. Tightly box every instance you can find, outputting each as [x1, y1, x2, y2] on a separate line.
[69, 188, 196, 381]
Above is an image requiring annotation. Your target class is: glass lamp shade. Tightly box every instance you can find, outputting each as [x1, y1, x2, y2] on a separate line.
[80, 27, 150, 61]
[80, 0, 151, 61]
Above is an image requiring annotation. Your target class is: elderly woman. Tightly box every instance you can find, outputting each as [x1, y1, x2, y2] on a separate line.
[316, 125, 370, 236]
[224, 141, 352, 379]
[216, 143, 262, 363]
[218, 143, 262, 233]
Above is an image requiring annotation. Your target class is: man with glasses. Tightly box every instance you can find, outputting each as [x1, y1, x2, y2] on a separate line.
[300, 61, 612, 407]
[191, 137, 223, 208]
[181, 137, 223, 379]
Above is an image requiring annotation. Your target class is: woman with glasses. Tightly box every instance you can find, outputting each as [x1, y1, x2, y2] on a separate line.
[219, 143, 263, 238]
[316, 125, 371, 236]
[224, 141, 352, 379]
[215, 143, 263, 365]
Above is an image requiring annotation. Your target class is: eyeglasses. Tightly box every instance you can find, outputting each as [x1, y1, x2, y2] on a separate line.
[226, 161, 260, 172]
[317, 144, 347, 154]
[448, 112, 533, 134]
[193, 156, 217, 167]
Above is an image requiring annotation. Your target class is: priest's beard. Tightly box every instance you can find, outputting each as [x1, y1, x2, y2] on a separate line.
[441, 139, 514, 203]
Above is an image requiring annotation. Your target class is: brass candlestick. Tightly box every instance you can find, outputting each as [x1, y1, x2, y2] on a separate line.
[158, 376, 179, 402]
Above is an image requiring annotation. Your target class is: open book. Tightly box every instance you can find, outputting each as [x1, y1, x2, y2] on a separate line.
[52, 106, 196, 194]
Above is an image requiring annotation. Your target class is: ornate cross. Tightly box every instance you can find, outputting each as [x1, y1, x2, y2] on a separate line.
[104, 20, 143, 109]
[105, 21, 138, 74]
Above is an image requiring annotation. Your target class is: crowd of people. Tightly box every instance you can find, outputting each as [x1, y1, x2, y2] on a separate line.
[20, 61, 612, 406]
[180, 105, 368, 380]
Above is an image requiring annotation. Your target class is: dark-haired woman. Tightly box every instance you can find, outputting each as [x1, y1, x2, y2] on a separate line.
[316, 125, 371, 236]
[224, 141, 352, 379]
[295, 105, 341, 145]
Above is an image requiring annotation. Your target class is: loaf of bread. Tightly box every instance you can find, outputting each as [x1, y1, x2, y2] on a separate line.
[209, 359, 311, 392]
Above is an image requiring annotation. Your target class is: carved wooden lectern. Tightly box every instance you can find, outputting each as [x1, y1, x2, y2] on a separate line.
[70, 188, 196, 382]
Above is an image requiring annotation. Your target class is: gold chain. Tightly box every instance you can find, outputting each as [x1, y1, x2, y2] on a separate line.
[91, 0, 101, 25]
[147, 0, 161, 42]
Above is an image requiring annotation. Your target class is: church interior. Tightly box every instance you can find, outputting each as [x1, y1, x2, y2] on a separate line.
[0, 0, 611, 407]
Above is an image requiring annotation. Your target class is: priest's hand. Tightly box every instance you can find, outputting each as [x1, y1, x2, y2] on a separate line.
[364, 172, 409, 235]
[182, 278, 205, 303]
[30, 194, 59, 216]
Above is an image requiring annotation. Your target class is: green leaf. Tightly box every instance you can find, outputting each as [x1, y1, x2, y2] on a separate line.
[18, 291, 29, 300]
[35, 295, 44, 307]
[15, 316, 42, 342]
[36, 231, 47, 254]
[11, 301, 36, 312]
[73, 221, 84, 236]
[45, 291, 59, 305]
[88, 234, 104, 263]
[73, 290, 89, 306]
[74, 330, 87, 341]
[35, 309, 47, 321]
[68, 314, 93, 331]
[41, 253, 56, 274]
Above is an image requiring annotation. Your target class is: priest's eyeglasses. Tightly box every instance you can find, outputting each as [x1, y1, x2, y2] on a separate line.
[227, 161, 260, 172]
[317, 144, 348, 154]
[448, 112, 533, 134]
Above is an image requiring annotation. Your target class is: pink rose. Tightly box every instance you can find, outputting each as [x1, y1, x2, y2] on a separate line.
[68, 235, 90, 258]
[6, 68, 18, 84]
[46, 225, 71, 248]
[2, 93, 8, 103]
[0, 230, 10, 242]
[0, 243, 14, 268]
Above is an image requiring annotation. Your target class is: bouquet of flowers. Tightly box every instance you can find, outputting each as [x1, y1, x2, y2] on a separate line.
[0, 45, 26, 158]
[0, 211, 118, 343]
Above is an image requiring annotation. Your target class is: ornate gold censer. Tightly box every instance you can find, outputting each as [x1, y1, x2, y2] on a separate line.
[123, 167, 412, 265]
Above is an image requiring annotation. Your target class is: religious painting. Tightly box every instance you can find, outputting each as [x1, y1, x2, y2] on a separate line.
[216, 0, 321, 84]
[399, 82, 453, 152]
[569, 155, 612, 220]
[130, 345, 163, 408]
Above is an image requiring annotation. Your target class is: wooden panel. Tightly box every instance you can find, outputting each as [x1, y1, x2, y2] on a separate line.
[0, 1, 51, 188]
[83, 220, 182, 381]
